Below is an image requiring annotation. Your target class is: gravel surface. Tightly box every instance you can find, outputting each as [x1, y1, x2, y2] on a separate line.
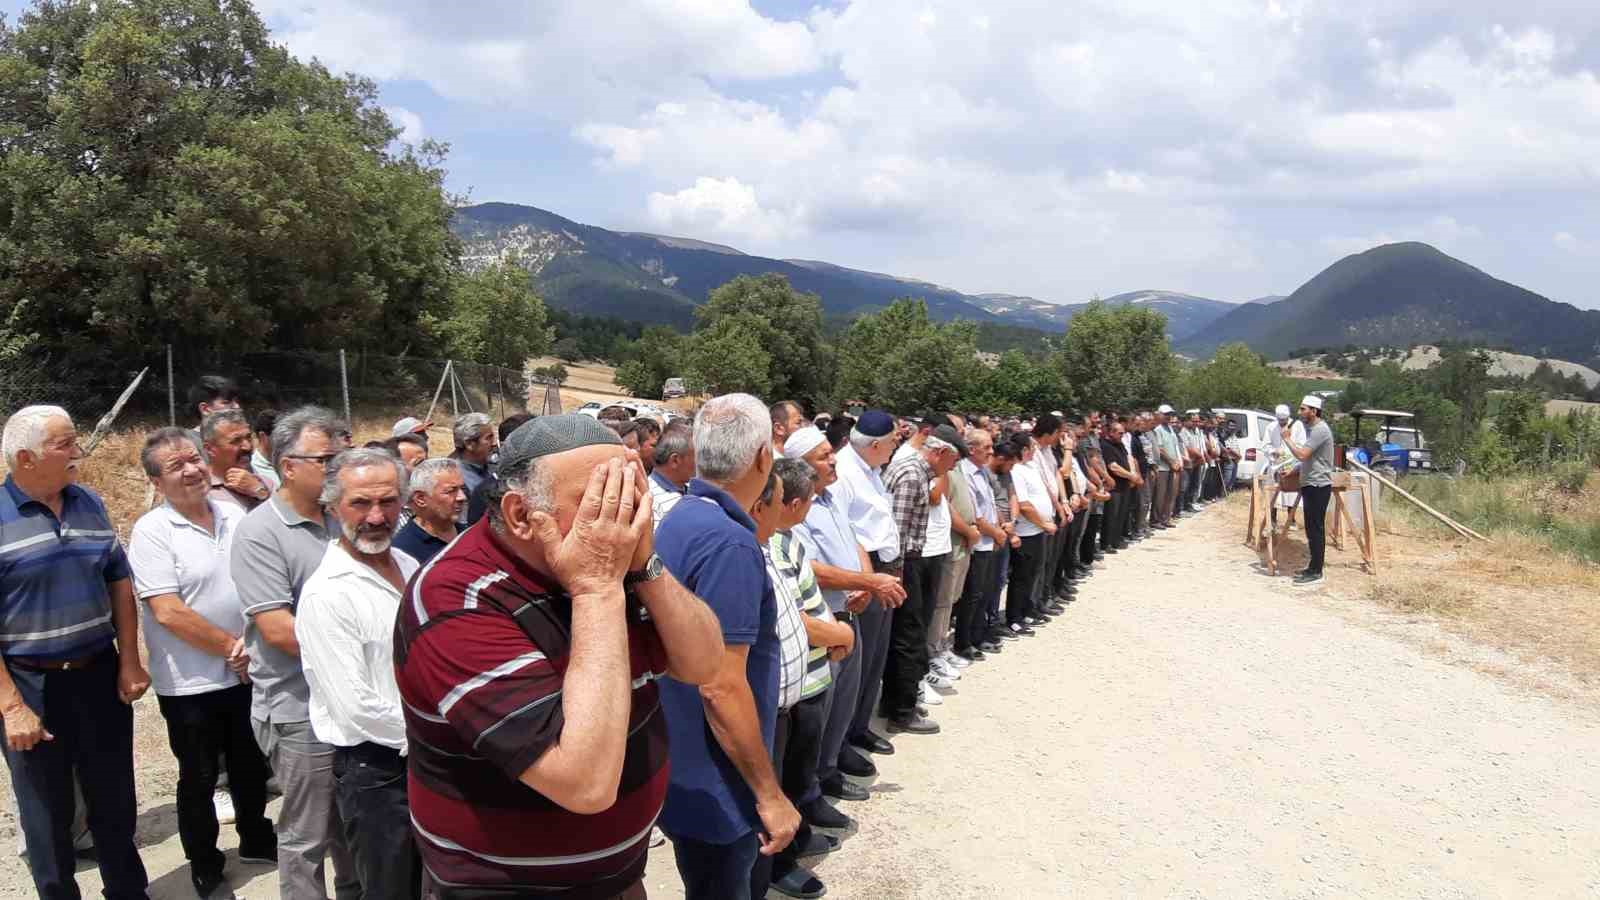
[7, 504, 1599, 898]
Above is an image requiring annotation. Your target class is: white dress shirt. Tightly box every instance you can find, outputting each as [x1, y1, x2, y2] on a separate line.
[834, 445, 901, 561]
[1009, 462, 1050, 538]
[296, 541, 419, 752]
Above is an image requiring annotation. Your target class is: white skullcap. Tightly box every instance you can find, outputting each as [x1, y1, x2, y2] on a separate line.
[1301, 394, 1324, 411]
[783, 426, 828, 459]
[1275, 404, 1291, 418]
[1157, 404, 1174, 414]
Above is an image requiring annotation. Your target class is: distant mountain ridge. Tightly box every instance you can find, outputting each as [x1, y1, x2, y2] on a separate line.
[449, 202, 1245, 338]
[1179, 242, 1600, 367]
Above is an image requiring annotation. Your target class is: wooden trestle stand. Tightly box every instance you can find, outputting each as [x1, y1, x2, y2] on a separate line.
[1245, 472, 1377, 576]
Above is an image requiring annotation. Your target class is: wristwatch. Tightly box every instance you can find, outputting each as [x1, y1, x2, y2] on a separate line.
[624, 553, 665, 587]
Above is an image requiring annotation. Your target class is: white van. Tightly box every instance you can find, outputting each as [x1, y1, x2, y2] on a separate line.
[1212, 407, 1281, 482]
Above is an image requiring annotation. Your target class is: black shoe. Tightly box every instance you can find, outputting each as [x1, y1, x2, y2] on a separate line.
[955, 648, 985, 662]
[1008, 623, 1036, 637]
[998, 627, 1022, 641]
[837, 746, 877, 778]
[1022, 615, 1044, 626]
[237, 837, 277, 866]
[191, 867, 229, 899]
[1292, 571, 1324, 587]
[887, 714, 940, 735]
[802, 798, 854, 830]
[821, 775, 870, 802]
[979, 640, 1004, 653]
[1045, 602, 1067, 615]
[1102, 547, 1119, 555]
[791, 830, 841, 859]
[770, 863, 827, 899]
[849, 731, 895, 756]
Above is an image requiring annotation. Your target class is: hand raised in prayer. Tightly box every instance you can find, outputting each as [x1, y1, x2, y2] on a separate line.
[530, 456, 647, 600]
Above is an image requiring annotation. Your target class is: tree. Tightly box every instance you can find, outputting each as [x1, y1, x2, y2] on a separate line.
[434, 256, 551, 367]
[613, 326, 683, 398]
[964, 350, 1072, 415]
[1177, 343, 1294, 410]
[529, 362, 568, 386]
[551, 337, 583, 362]
[0, 0, 458, 393]
[836, 299, 990, 412]
[681, 313, 772, 397]
[1057, 301, 1176, 410]
[694, 274, 832, 405]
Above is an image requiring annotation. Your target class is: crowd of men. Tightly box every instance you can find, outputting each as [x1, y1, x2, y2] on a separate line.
[0, 375, 1335, 900]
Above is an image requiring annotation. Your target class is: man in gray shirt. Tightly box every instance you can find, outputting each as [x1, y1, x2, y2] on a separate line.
[1281, 395, 1336, 587]
[231, 406, 360, 900]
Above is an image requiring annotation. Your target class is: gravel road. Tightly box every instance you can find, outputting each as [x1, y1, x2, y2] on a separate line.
[6, 505, 1599, 898]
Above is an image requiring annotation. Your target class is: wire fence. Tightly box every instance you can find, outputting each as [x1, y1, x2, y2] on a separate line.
[0, 348, 541, 433]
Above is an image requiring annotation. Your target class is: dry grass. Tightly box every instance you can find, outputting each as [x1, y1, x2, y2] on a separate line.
[1227, 477, 1600, 693]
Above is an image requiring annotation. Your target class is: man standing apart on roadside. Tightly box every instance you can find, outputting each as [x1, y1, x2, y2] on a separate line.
[297, 449, 421, 899]
[231, 406, 361, 900]
[657, 394, 800, 898]
[0, 406, 151, 900]
[130, 428, 274, 899]
[1281, 396, 1336, 587]
[830, 412, 906, 765]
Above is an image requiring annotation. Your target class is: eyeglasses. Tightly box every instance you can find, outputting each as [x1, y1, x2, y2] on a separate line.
[286, 453, 338, 465]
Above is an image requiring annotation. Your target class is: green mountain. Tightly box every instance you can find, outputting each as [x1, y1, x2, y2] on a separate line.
[1179, 243, 1600, 366]
[451, 202, 1014, 328]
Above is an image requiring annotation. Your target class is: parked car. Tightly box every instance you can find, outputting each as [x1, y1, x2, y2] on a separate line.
[662, 377, 687, 400]
[575, 401, 673, 425]
[1212, 407, 1280, 482]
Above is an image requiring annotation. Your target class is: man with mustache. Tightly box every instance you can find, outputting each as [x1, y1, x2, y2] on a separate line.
[202, 409, 271, 512]
[296, 448, 421, 899]
[129, 427, 273, 898]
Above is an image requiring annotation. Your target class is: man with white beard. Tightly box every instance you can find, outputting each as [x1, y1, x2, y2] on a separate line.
[296, 448, 420, 899]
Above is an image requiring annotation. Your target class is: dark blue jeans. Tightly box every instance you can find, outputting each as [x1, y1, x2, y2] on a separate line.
[672, 831, 760, 900]
[332, 743, 420, 900]
[2, 649, 147, 900]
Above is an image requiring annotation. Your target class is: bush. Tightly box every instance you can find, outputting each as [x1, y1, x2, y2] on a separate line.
[1551, 460, 1590, 495]
[1465, 429, 1515, 478]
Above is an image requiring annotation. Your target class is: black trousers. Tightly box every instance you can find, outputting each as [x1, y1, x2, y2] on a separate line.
[953, 550, 994, 651]
[2, 650, 147, 900]
[763, 690, 831, 892]
[1301, 484, 1333, 574]
[156, 684, 274, 877]
[1005, 535, 1044, 626]
[882, 553, 942, 720]
[332, 743, 420, 900]
[1100, 491, 1126, 551]
[675, 832, 759, 900]
[1080, 512, 1102, 564]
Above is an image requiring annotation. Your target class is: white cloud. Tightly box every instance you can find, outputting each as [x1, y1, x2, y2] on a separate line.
[254, 0, 1600, 305]
[383, 106, 424, 144]
[646, 177, 804, 243]
[1554, 232, 1582, 252]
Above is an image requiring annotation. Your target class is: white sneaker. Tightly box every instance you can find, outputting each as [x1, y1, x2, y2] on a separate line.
[924, 672, 957, 695]
[918, 682, 944, 706]
[942, 650, 972, 670]
[213, 790, 236, 825]
[929, 658, 962, 681]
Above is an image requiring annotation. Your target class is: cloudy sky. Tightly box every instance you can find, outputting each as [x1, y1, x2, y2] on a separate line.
[18, 0, 1600, 307]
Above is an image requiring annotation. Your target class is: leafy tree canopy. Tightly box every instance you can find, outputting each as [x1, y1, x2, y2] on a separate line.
[431, 255, 551, 367]
[1175, 343, 1293, 411]
[1057, 301, 1176, 411]
[0, 0, 457, 388]
[694, 274, 832, 406]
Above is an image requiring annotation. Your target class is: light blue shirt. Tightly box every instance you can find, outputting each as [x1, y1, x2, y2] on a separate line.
[794, 487, 862, 613]
[832, 445, 899, 561]
[960, 459, 998, 552]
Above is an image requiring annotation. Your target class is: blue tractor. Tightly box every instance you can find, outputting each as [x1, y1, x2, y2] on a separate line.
[1348, 409, 1433, 477]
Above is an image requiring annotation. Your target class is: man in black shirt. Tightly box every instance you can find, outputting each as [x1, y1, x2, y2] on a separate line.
[1099, 420, 1135, 553]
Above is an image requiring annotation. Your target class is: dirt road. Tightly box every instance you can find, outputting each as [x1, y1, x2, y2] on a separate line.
[7, 504, 1599, 898]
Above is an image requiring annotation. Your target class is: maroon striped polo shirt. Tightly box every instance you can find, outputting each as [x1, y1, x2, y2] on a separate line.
[394, 522, 670, 897]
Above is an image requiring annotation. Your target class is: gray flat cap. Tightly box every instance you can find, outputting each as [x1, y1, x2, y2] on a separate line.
[496, 414, 621, 477]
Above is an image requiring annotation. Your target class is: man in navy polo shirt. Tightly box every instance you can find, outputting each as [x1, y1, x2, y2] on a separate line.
[0, 405, 151, 900]
[657, 393, 799, 900]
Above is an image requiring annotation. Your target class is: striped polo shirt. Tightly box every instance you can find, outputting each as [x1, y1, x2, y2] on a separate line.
[768, 530, 831, 700]
[395, 521, 670, 897]
[0, 477, 129, 659]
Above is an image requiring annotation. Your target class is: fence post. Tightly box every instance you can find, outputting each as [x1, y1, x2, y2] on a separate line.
[339, 348, 352, 424]
[166, 344, 176, 426]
